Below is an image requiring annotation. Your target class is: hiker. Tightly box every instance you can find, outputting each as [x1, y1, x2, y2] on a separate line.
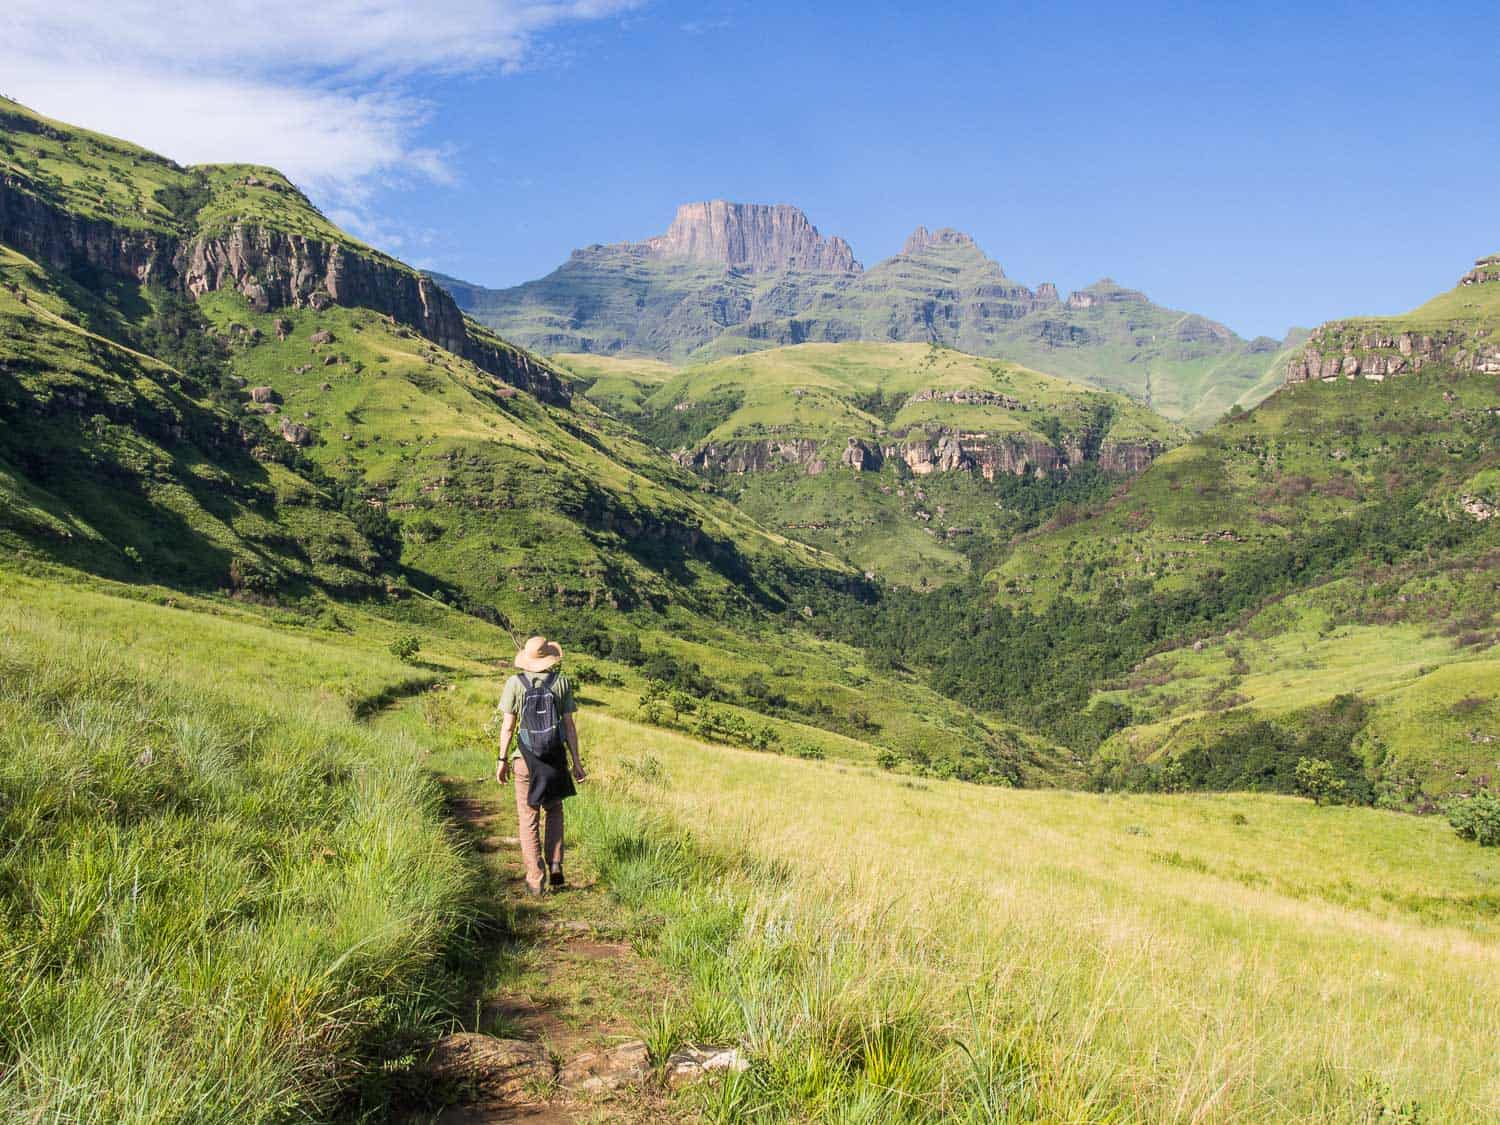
[496, 636, 587, 895]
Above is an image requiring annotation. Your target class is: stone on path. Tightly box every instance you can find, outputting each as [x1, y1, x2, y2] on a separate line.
[417, 1033, 554, 1102]
[558, 1038, 650, 1094]
[664, 1046, 749, 1088]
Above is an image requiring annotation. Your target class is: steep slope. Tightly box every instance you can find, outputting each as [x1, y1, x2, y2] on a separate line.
[556, 343, 1185, 585]
[442, 206, 1295, 427]
[0, 242, 389, 595]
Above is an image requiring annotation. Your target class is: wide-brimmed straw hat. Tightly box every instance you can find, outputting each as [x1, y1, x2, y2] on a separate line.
[515, 635, 563, 673]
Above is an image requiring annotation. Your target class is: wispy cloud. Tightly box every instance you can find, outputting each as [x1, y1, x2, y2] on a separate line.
[0, 1, 641, 197]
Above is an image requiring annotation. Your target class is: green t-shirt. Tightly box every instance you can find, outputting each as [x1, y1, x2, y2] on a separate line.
[498, 671, 577, 759]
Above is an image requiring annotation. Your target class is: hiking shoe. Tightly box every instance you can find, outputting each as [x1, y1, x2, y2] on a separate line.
[549, 868, 566, 890]
[526, 881, 546, 898]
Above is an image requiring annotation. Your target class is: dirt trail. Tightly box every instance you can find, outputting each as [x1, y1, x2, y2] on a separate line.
[401, 779, 677, 1124]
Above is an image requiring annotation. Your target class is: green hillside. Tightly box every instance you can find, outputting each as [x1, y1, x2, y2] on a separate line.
[0, 245, 387, 596]
[3, 91, 1500, 1125]
[557, 342, 1186, 586]
[845, 269, 1498, 805]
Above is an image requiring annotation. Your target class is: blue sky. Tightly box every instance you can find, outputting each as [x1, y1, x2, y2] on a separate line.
[4, 1, 1496, 338]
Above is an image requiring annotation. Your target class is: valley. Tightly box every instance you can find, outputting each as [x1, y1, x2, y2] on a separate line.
[1, 91, 1496, 1124]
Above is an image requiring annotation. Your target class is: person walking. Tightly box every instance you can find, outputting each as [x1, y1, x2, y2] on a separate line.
[495, 636, 587, 895]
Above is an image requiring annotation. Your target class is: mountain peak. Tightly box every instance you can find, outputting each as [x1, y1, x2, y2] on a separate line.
[1066, 278, 1150, 308]
[902, 225, 979, 256]
[641, 201, 860, 273]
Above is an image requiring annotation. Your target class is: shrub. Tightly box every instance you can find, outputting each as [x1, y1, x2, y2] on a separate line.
[1295, 757, 1346, 806]
[1445, 791, 1500, 846]
[388, 634, 420, 662]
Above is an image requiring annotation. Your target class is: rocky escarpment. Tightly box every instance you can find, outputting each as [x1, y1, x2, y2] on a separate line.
[884, 430, 1165, 478]
[673, 438, 826, 474]
[0, 176, 568, 405]
[1066, 279, 1151, 310]
[0, 172, 178, 284]
[675, 430, 1164, 479]
[1286, 325, 1500, 384]
[643, 201, 860, 274]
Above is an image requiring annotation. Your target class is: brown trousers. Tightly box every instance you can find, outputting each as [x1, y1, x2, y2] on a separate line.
[512, 756, 563, 891]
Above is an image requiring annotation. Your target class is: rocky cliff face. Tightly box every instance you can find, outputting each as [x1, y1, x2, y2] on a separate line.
[0, 173, 177, 284]
[676, 429, 1164, 479]
[1285, 326, 1500, 384]
[643, 201, 860, 273]
[0, 176, 569, 405]
[902, 226, 980, 257]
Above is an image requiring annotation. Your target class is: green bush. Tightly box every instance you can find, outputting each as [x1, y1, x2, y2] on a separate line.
[389, 634, 420, 662]
[1445, 791, 1500, 846]
[1295, 757, 1347, 806]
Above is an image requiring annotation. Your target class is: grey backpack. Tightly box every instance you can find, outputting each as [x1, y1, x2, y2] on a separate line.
[518, 671, 564, 759]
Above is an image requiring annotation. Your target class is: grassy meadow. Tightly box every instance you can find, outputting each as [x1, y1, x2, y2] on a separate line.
[462, 708, 1500, 1122]
[3, 564, 1497, 1121]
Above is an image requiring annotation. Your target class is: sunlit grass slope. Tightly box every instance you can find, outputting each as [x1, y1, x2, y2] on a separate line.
[554, 718, 1500, 1122]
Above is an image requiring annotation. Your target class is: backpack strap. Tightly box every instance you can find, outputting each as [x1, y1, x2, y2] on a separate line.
[540, 669, 559, 692]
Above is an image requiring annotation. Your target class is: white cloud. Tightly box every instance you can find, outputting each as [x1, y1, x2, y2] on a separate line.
[0, 1, 639, 195]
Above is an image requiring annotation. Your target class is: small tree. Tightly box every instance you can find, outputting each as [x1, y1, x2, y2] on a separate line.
[1295, 757, 1345, 806]
[389, 634, 420, 663]
[667, 691, 698, 722]
[1446, 791, 1500, 846]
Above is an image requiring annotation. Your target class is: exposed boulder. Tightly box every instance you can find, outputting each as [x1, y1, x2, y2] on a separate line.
[279, 420, 312, 446]
[558, 1039, 651, 1094]
[309, 328, 335, 345]
[664, 1046, 750, 1089]
[248, 386, 277, 404]
[273, 317, 292, 340]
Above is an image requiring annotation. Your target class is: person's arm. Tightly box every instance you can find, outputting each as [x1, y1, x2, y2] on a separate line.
[562, 713, 586, 781]
[495, 711, 517, 784]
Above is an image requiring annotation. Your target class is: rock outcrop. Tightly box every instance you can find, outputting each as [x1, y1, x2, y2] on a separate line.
[674, 438, 826, 474]
[840, 437, 882, 471]
[678, 430, 1164, 479]
[1460, 254, 1500, 287]
[902, 225, 977, 256]
[0, 176, 569, 405]
[1286, 325, 1500, 385]
[644, 201, 860, 273]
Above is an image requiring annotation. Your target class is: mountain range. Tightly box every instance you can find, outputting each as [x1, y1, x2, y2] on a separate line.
[434, 201, 1306, 429]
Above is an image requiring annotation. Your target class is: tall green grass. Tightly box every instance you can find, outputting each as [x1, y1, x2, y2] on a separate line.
[564, 723, 1500, 1123]
[0, 606, 469, 1122]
